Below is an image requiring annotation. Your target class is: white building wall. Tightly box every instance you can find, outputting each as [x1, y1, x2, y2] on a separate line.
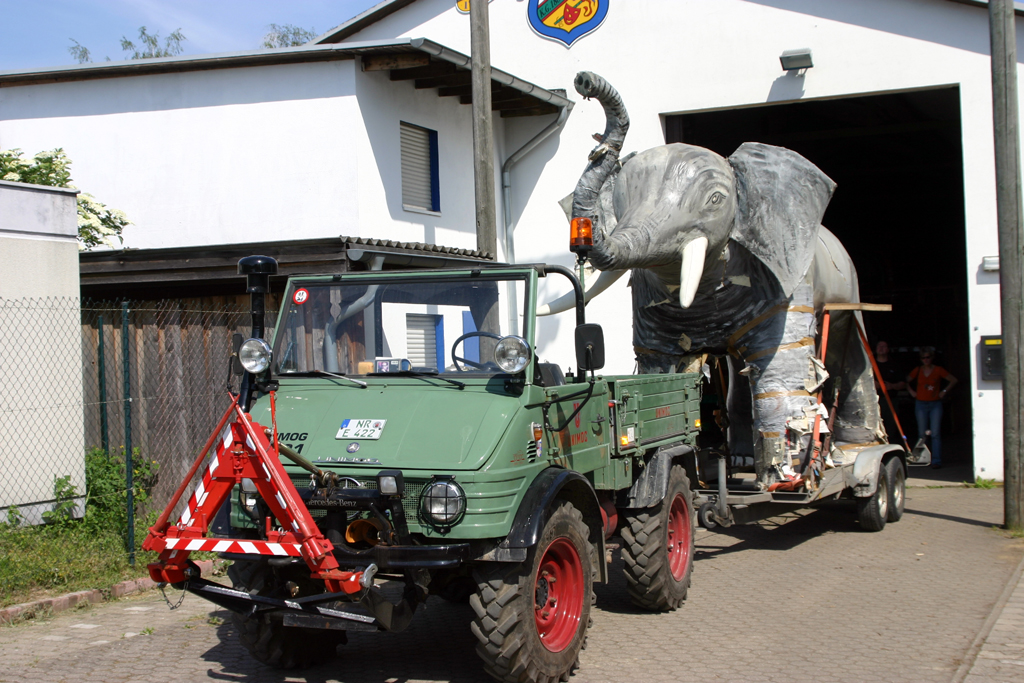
[0, 0, 1015, 479]
[0, 58, 497, 254]
[344, 0, 1020, 480]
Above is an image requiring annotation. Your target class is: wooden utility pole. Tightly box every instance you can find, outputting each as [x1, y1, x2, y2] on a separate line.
[470, 0, 497, 258]
[989, 0, 1024, 529]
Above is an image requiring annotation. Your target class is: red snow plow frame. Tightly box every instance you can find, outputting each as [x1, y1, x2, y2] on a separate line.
[142, 393, 364, 595]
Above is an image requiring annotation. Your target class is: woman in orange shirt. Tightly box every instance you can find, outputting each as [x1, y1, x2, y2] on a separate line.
[907, 347, 957, 469]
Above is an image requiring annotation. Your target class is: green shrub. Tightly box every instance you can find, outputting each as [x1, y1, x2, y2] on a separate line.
[83, 446, 159, 539]
[0, 448, 160, 606]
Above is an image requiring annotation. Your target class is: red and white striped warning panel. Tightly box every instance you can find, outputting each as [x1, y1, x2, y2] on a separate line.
[163, 537, 303, 556]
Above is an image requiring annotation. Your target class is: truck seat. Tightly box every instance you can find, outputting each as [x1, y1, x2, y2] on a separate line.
[536, 363, 566, 387]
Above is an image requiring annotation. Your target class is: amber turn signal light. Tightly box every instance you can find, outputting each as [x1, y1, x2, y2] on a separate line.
[570, 217, 593, 253]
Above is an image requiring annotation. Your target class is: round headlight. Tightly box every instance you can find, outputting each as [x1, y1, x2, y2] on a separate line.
[493, 335, 531, 374]
[421, 477, 466, 526]
[239, 338, 273, 374]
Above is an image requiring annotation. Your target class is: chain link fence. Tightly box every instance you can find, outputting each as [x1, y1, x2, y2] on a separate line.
[0, 296, 269, 604]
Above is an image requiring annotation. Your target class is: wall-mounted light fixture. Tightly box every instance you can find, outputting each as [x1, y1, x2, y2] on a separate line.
[780, 48, 813, 71]
[983, 255, 1000, 272]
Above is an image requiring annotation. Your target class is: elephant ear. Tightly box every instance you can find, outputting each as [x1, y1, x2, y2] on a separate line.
[728, 142, 836, 297]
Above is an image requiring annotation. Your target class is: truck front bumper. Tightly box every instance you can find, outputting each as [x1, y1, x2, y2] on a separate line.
[221, 540, 472, 570]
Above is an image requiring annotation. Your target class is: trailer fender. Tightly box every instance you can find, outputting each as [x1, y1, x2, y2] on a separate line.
[624, 443, 695, 508]
[502, 467, 607, 583]
[846, 444, 905, 498]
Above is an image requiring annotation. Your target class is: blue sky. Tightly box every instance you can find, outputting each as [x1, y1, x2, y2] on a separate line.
[0, 0, 383, 71]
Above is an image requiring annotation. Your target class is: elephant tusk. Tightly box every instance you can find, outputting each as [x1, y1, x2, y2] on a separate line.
[537, 268, 627, 316]
[678, 236, 708, 309]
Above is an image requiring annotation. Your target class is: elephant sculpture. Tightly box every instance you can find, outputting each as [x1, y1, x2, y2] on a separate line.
[542, 72, 884, 489]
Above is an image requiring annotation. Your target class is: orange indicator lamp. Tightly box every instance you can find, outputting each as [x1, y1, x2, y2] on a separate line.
[570, 217, 594, 254]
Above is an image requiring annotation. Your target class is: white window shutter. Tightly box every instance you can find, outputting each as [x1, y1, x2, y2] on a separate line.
[401, 122, 434, 210]
[406, 314, 438, 367]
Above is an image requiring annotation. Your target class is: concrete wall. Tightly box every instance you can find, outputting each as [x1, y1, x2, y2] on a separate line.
[0, 180, 85, 522]
[344, 0, 1016, 481]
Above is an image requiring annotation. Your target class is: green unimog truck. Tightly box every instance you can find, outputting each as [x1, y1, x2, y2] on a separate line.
[144, 257, 702, 683]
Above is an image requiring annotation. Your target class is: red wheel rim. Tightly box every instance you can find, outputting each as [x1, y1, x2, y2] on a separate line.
[534, 537, 584, 653]
[667, 493, 692, 581]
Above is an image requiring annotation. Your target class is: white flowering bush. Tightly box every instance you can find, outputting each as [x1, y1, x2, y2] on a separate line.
[0, 148, 129, 250]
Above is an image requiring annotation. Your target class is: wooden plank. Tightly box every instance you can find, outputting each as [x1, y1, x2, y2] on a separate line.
[415, 70, 472, 90]
[389, 61, 455, 81]
[361, 53, 430, 71]
[500, 104, 560, 118]
[823, 303, 893, 311]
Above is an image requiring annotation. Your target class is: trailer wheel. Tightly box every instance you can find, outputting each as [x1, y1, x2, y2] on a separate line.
[227, 560, 344, 669]
[469, 501, 594, 683]
[856, 463, 890, 532]
[885, 457, 906, 523]
[620, 465, 695, 611]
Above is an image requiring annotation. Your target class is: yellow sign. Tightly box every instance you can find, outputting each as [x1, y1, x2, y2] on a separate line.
[456, 0, 471, 13]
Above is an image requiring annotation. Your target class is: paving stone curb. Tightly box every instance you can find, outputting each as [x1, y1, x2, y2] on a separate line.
[0, 559, 218, 625]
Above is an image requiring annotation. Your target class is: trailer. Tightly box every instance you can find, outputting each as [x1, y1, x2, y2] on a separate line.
[694, 303, 919, 533]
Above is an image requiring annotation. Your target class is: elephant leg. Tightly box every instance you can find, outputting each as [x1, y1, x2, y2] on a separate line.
[822, 310, 885, 459]
[731, 283, 819, 488]
[725, 355, 754, 466]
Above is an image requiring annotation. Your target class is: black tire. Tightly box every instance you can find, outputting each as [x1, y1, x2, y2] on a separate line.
[885, 457, 906, 523]
[698, 501, 718, 530]
[620, 465, 695, 611]
[856, 462, 890, 532]
[227, 560, 344, 669]
[469, 501, 594, 683]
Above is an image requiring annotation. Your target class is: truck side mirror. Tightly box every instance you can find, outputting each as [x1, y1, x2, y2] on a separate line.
[575, 323, 605, 372]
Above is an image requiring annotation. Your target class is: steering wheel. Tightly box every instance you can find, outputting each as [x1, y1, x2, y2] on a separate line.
[451, 331, 503, 372]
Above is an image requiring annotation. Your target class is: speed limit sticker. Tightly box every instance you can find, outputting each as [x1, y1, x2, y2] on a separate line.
[293, 288, 309, 305]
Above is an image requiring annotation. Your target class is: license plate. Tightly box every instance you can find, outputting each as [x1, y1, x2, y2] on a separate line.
[336, 419, 387, 440]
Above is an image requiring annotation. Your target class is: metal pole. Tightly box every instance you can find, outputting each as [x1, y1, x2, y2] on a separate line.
[989, 0, 1024, 530]
[121, 302, 135, 564]
[470, 0, 497, 258]
[97, 314, 109, 454]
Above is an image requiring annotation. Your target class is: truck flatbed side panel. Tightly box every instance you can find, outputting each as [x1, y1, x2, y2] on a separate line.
[604, 374, 701, 453]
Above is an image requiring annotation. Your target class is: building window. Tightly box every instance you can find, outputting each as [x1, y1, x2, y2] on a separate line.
[400, 121, 440, 213]
[406, 313, 444, 370]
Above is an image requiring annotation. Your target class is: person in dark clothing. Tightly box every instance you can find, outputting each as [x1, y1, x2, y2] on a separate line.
[874, 341, 907, 446]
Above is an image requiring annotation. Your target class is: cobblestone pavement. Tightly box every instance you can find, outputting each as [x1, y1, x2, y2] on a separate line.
[0, 487, 1020, 683]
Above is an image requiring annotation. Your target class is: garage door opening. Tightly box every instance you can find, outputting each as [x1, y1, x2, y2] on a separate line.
[666, 87, 972, 472]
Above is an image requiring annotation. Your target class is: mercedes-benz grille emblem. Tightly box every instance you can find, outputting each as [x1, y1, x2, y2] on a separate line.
[346, 442, 360, 453]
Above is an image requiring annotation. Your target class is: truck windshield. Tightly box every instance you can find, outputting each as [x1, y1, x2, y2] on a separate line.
[273, 276, 527, 376]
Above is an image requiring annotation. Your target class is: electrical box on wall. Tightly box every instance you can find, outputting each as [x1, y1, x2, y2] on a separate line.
[981, 336, 1003, 381]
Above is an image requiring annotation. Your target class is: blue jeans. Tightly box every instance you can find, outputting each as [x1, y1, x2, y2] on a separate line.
[915, 400, 943, 465]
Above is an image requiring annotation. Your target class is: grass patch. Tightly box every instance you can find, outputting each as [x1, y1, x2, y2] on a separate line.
[0, 447, 158, 608]
[0, 523, 157, 608]
[966, 478, 1000, 489]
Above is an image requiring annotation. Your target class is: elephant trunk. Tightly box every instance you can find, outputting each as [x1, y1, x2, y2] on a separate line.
[570, 71, 630, 270]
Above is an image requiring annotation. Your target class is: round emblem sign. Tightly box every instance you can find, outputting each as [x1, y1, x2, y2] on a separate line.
[293, 288, 310, 305]
[346, 442, 360, 453]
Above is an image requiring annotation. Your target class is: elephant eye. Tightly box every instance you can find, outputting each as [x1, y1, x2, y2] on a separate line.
[707, 192, 725, 206]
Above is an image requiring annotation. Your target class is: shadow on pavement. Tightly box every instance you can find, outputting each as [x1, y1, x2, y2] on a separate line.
[904, 507, 996, 528]
[692, 501, 863, 561]
[202, 601, 486, 683]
